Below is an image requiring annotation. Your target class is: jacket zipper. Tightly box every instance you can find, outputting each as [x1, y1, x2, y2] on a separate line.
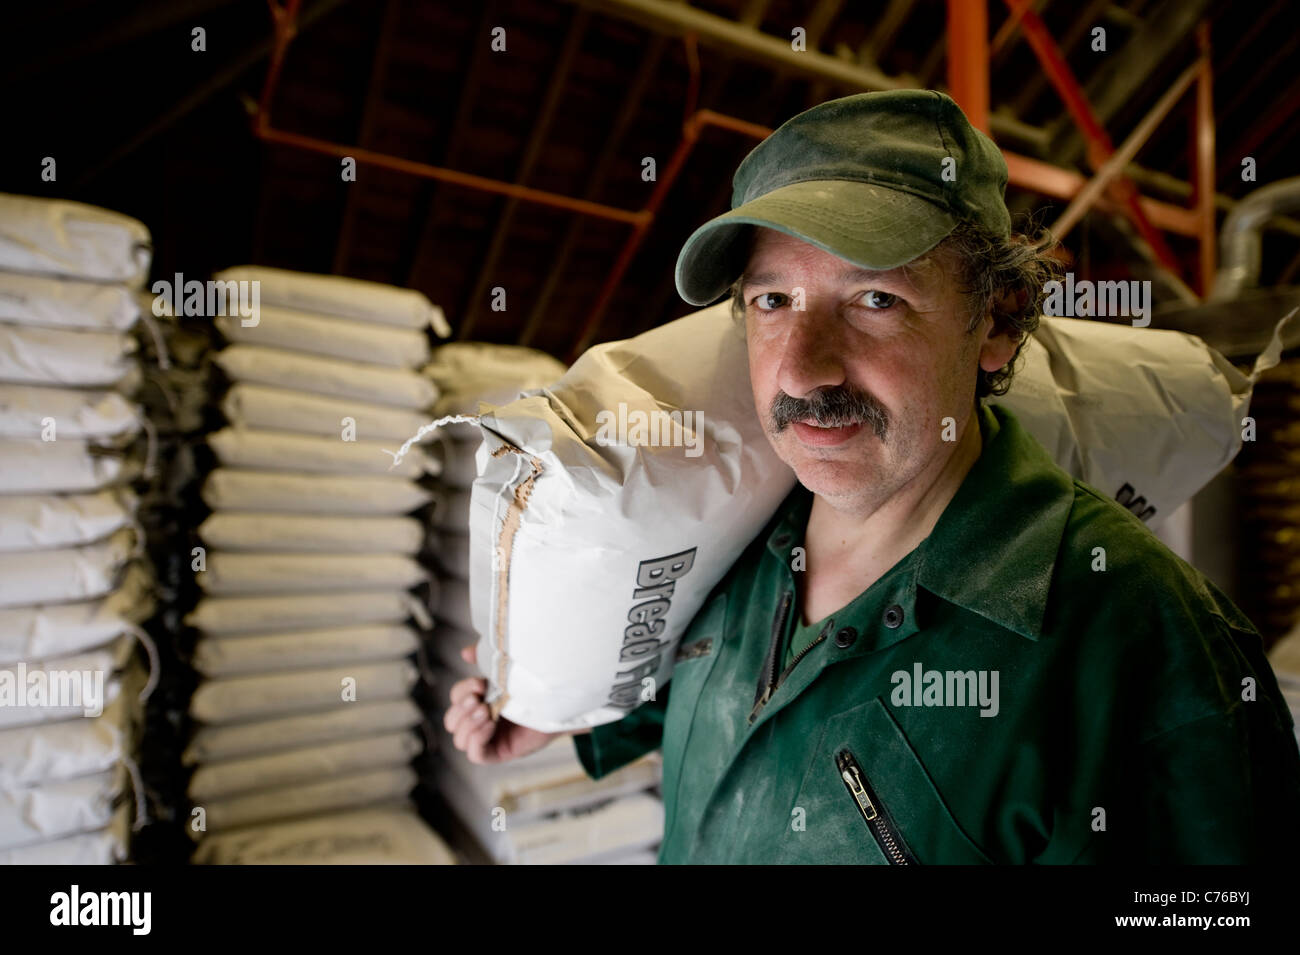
[749, 595, 834, 725]
[777, 620, 831, 683]
[836, 749, 918, 865]
[749, 590, 792, 724]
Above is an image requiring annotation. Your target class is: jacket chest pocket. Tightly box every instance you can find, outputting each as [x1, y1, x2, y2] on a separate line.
[835, 748, 919, 864]
[789, 698, 995, 865]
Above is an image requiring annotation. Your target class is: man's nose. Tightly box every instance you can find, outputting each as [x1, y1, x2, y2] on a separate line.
[775, 302, 847, 399]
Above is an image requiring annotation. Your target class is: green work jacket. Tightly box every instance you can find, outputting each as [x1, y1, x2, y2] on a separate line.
[574, 402, 1300, 864]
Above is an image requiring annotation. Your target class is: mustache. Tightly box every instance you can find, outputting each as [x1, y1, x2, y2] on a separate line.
[770, 386, 888, 439]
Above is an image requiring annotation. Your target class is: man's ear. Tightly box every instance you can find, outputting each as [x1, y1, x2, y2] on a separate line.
[977, 289, 1023, 373]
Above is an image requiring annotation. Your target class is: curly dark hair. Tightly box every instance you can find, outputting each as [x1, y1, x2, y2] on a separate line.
[727, 219, 1062, 398]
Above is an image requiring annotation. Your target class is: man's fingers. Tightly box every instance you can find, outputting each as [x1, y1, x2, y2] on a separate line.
[448, 677, 485, 708]
[453, 701, 493, 752]
[452, 708, 477, 752]
[465, 718, 497, 764]
[460, 643, 478, 666]
[443, 688, 476, 732]
[443, 698, 471, 734]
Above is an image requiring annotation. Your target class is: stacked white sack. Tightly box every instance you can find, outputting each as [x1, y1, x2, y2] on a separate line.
[427, 633, 664, 864]
[1268, 621, 1300, 750]
[421, 343, 665, 863]
[185, 267, 453, 862]
[469, 302, 1290, 733]
[421, 342, 566, 582]
[0, 193, 159, 863]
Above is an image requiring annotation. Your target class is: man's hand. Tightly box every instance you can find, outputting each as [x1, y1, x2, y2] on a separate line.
[444, 644, 564, 764]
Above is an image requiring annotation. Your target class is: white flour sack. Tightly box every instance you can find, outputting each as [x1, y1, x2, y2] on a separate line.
[988, 314, 1289, 523]
[215, 308, 430, 368]
[0, 528, 136, 608]
[214, 345, 437, 410]
[469, 304, 1283, 731]
[0, 489, 135, 551]
[0, 323, 137, 387]
[191, 806, 455, 865]
[0, 384, 140, 440]
[208, 427, 438, 479]
[201, 468, 432, 515]
[0, 438, 127, 494]
[220, 382, 433, 443]
[0, 272, 140, 331]
[184, 589, 430, 636]
[470, 302, 796, 731]
[0, 193, 151, 287]
[0, 564, 154, 664]
[213, 266, 449, 335]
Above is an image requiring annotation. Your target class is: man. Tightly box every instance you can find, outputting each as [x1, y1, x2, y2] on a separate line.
[447, 90, 1300, 863]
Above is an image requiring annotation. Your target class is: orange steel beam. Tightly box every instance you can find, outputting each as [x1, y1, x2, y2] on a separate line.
[255, 125, 651, 226]
[566, 107, 770, 357]
[1001, 153, 1202, 234]
[991, 0, 1031, 54]
[255, 0, 1208, 357]
[254, 1, 650, 227]
[1003, 0, 1182, 276]
[1194, 21, 1216, 297]
[1050, 56, 1204, 241]
[568, 105, 1207, 357]
[947, 0, 990, 133]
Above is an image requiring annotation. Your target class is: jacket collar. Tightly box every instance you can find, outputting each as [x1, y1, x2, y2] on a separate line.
[914, 402, 1075, 641]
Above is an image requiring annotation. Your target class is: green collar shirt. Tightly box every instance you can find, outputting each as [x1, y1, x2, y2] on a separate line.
[574, 402, 1300, 863]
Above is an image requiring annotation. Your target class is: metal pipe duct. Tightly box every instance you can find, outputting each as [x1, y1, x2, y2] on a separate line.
[1212, 177, 1300, 301]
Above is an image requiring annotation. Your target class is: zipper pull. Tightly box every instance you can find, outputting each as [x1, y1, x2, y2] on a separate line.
[840, 767, 879, 821]
[836, 750, 880, 820]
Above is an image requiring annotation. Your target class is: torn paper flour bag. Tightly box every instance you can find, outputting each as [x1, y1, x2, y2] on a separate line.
[423, 342, 566, 441]
[990, 312, 1291, 524]
[470, 302, 796, 731]
[469, 304, 1286, 731]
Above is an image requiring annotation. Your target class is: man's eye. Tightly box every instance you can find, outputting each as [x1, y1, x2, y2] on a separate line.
[751, 292, 789, 311]
[860, 290, 898, 309]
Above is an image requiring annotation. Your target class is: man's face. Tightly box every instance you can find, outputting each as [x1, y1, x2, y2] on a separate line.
[741, 227, 1018, 514]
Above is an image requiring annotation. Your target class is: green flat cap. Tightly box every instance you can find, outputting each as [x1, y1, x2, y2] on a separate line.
[674, 89, 1010, 306]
